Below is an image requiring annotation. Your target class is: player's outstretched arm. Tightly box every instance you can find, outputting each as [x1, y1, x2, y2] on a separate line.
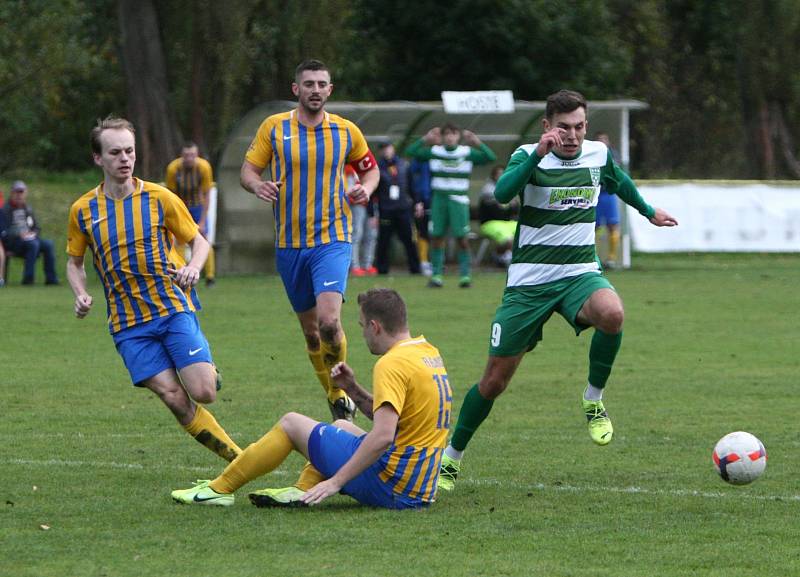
[301, 404, 398, 506]
[649, 207, 678, 227]
[66, 255, 92, 318]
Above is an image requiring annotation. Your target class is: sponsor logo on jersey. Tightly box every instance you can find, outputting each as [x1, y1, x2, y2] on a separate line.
[548, 187, 595, 207]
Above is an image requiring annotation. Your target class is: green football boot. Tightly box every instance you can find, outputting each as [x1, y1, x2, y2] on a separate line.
[427, 275, 444, 288]
[438, 453, 461, 492]
[249, 486, 308, 508]
[458, 276, 472, 288]
[582, 396, 614, 445]
[171, 480, 234, 506]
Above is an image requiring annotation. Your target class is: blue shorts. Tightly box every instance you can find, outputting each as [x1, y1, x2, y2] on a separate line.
[112, 312, 213, 386]
[596, 191, 620, 226]
[276, 242, 351, 313]
[308, 423, 428, 510]
[188, 205, 206, 234]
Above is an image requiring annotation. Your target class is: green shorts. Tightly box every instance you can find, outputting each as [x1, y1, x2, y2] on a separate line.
[488, 272, 615, 356]
[430, 193, 471, 238]
[480, 220, 517, 243]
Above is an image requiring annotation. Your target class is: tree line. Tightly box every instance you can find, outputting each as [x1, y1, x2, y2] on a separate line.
[2, 0, 799, 180]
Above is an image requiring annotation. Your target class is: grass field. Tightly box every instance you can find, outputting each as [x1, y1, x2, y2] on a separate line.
[2, 244, 799, 576]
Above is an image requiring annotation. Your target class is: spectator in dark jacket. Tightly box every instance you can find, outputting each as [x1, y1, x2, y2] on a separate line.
[0, 180, 59, 285]
[374, 142, 420, 275]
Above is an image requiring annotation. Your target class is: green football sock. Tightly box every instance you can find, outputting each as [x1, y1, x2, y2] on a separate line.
[588, 329, 622, 388]
[431, 246, 445, 276]
[458, 249, 471, 278]
[450, 383, 495, 452]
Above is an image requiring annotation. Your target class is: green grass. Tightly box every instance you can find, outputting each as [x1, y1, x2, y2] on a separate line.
[2, 253, 799, 576]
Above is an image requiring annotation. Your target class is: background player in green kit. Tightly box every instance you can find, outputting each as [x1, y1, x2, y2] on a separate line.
[438, 90, 678, 490]
[406, 123, 496, 288]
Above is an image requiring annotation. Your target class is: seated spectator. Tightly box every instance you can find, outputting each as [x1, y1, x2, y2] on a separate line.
[478, 165, 518, 267]
[0, 180, 59, 285]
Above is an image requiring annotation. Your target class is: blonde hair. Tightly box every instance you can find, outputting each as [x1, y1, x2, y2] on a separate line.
[90, 116, 135, 154]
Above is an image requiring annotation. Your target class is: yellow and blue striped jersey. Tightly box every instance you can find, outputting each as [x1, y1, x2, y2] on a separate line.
[165, 156, 213, 208]
[245, 110, 370, 248]
[67, 178, 201, 334]
[372, 335, 452, 503]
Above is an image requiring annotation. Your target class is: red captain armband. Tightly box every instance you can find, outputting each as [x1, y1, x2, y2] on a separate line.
[350, 150, 377, 174]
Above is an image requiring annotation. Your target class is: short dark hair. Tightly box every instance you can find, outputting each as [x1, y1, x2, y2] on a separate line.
[295, 59, 329, 81]
[441, 122, 461, 134]
[545, 90, 587, 120]
[182, 141, 198, 150]
[91, 116, 135, 154]
[357, 288, 407, 335]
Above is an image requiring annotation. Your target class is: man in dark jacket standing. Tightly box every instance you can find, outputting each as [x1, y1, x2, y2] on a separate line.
[0, 180, 58, 285]
[374, 142, 421, 275]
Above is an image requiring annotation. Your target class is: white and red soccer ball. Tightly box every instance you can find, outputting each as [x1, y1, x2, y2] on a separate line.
[712, 431, 767, 485]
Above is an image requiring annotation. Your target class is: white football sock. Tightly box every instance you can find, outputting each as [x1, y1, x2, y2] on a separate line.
[584, 383, 604, 401]
[444, 446, 464, 461]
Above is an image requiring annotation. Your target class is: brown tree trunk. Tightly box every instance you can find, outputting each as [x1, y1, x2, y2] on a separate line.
[190, 38, 206, 153]
[771, 101, 800, 178]
[117, 0, 182, 179]
[757, 102, 775, 179]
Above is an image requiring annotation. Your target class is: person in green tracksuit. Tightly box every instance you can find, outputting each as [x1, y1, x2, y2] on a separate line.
[405, 123, 496, 288]
[437, 90, 679, 491]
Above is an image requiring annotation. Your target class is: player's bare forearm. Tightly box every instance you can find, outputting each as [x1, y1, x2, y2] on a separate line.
[66, 256, 87, 298]
[331, 361, 374, 418]
[360, 165, 379, 197]
[347, 383, 374, 419]
[66, 256, 92, 318]
[240, 161, 267, 195]
[187, 233, 210, 270]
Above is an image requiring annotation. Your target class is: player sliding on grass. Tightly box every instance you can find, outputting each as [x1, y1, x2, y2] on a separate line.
[438, 90, 678, 491]
[172, 288, 452, 509]
[65, 116, 241, 464]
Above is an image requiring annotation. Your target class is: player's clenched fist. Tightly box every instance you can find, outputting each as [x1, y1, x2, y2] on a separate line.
[74, 294, 93, 318]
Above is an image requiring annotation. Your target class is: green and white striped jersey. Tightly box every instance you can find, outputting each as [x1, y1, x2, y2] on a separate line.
[497, 139, 654, 288]
[405, 140, 496, 196]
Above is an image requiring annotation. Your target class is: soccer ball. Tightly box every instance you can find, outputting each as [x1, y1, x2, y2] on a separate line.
[712, 431, 767, 485]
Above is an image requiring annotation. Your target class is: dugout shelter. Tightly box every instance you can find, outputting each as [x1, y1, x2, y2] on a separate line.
[215, 99, 648, 274]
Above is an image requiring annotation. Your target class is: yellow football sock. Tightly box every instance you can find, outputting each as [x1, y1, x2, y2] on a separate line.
[608, 228, 621, 261]
[294, 461, 325, 491]
[182, 405, 241, 462]
[320, 334, 348, 403]
[210, 422, 293, 494]
[418, 238, 429, 263]
[308, 347, 333, 396]
[204, 246, 215, 280]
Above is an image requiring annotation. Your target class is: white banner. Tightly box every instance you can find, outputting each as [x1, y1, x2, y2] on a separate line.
[206, 185, 217, 245]
[441, 90, 515, 114]
[629, 182, 800, 252]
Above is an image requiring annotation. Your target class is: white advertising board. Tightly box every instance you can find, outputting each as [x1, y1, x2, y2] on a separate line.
[629, 182, 800, 252]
